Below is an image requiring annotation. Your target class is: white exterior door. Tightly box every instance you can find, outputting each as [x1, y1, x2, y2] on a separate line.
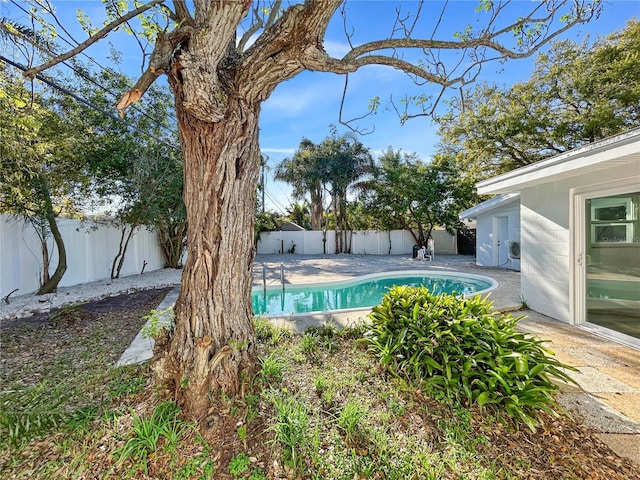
[493, 216, 509, 266]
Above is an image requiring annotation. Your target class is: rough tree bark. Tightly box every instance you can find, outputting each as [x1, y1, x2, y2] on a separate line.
[152, 98, 262, 420]
[147, 1, 345, 421]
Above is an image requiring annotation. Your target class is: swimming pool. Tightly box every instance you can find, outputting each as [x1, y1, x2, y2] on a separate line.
[252, 270, 498, 316]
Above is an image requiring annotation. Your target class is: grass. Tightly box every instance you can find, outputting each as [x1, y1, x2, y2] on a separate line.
[0, 290, 638, 479]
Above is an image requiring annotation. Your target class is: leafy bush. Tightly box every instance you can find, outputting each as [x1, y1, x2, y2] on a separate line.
[364, 286, 576, 431]
[140, 307, 175, 339]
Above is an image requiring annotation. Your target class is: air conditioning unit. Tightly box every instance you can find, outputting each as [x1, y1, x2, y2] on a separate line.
[508, 241, 521, 260]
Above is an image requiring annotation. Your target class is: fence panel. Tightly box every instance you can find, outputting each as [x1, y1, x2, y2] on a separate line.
[2, 216, 460, 297]
[0, 215, 166, 296]
[257, 229, 456, 256]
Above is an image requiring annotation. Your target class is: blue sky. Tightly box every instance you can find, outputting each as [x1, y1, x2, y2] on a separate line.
[258, 1, 639, 210]
[2, 1, 638, 212]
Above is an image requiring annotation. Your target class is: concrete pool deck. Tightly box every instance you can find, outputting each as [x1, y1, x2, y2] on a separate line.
[116, 254, 640, 466]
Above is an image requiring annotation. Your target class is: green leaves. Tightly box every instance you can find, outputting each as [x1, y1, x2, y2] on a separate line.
[0, 383, 70, 446]
[115, 400, 187, 474]
[359, 149, 477, 242]
[275, 128, 373, 237]
[364, 286, 577, 432]
[438, 20, 640, 180]
[475, 0, 493, 13]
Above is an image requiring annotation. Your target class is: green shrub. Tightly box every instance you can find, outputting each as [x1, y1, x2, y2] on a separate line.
[140, 307, 175, 339]
[364, 286, 576, 431]
[115, 400, 187, 473]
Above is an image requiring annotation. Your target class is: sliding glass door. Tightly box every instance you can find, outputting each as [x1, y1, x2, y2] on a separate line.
[584, 191, 640, 339]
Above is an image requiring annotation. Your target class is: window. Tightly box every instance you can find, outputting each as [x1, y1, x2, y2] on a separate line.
[589, 194, 638, 244]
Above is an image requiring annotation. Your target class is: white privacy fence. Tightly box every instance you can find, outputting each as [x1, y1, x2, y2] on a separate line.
[1, 214, 459, 297]
[0, 214, 166, 297]
[256, 229, 457, 256]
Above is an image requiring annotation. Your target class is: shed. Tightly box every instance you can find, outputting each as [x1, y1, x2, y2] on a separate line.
[459, 193, 520, 271]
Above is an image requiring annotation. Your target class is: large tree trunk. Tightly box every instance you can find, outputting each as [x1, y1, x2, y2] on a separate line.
[139, 0, 344, 424]
[152, 96, 260, 421]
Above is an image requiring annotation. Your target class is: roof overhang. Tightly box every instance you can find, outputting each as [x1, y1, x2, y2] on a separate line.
[459, 192, 520, 220]
[477, 128, 640, 195]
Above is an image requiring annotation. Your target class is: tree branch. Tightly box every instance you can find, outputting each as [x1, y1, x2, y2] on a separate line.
[23, 0, 165, 78]
[172, 0, 193, 23]
[240, 0, 343, 100]
[116, 28, 181, 115]
[338, 73, 376, 135]
[36, 0, 83, 47]
[301, 0, 599, 125]
[237, 0, 282, 52]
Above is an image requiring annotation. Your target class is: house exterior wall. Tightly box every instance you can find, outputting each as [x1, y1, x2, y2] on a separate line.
[520, 161, 640, 324]
[475, 201, 520, 270]
[520, 185, 572, 321]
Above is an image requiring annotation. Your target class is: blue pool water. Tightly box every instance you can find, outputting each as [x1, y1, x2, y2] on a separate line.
[252, 271, 496, 316]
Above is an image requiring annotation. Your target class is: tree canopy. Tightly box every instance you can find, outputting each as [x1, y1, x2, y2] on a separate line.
[437, 20, 640, 178]
[274, 138, 327, 231]
[0, 65, 91, 292]
[359, 148, 476, 246]
[275, 128, 373, 250]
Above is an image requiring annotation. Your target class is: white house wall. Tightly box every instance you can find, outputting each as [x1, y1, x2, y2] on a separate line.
[520, 161, 640, 324]
[520, 185, 571, 321]
[474, 202, 520, 270]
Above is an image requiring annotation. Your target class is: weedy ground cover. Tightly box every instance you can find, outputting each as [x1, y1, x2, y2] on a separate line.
[1, 288, 637, 479]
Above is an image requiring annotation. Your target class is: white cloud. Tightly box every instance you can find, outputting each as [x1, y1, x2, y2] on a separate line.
[323, 39, 351, 58]
[261, 148, 295, 155]
[262, 74, 345, 117]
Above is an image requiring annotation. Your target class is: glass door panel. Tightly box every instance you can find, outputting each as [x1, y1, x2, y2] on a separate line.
[585, 192, 640, 338]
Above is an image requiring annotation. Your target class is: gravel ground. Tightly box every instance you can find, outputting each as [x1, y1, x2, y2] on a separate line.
[0, 268, 182, 321]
